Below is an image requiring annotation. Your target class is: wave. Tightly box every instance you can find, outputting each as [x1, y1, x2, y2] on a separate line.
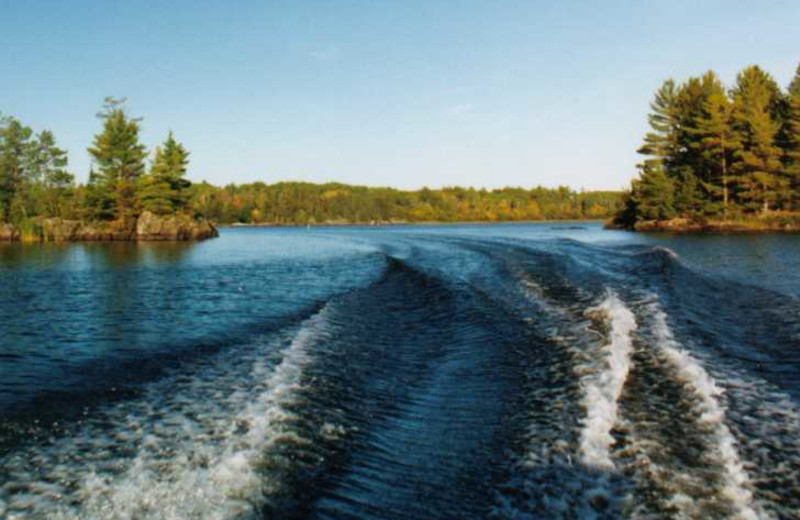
[490, 283, 637, 519]
[579, 292, 637, 469]
[0, 305, 339, 520]
[4, 234, 800, 520]
[647, 304, 760, 520]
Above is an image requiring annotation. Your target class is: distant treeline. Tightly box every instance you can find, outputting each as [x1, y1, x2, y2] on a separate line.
[188, 182, 621, 225]
[0, 100, 622, 227]
[616, 64, 800, 226]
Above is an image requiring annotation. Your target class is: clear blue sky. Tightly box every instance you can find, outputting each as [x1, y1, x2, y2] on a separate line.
[1, 1, 798, 190]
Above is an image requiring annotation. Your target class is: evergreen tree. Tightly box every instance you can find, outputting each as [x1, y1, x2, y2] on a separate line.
[787, 64, 800, 207]
[692, 76, 740, 215]
[631, 79, 681, 223]
[672, 168, 703, 215]
[138, 174, 175, 215]
[30, 130, 73, 217]
[87, 97, 147, 222]
[84, 167, 115, 221]
[630, 167, 676, 220]
[140, 132, 191, 214]
[0, 116, 34, 221]
[675, 74, 717, 177]
[637, 79, 681, 174]
[731, 66, 785, 213]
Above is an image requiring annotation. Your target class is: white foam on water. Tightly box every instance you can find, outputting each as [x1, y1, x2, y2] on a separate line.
[578, 292, 637, 469]
[0, 307, 335, 520]
[649, 304, 762, 520]
[650, 246, 679, 259]
[491, 281, 636, 520]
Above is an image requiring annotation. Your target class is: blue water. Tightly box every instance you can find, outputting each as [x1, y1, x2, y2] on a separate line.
[1, 222, 799, 519]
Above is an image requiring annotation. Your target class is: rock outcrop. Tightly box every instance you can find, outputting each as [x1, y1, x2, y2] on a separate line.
[135, 211, 218, 241]
[607, 217, 800, 233]
[41, 219, 83, 241]
[0, 213, 218, 242]
[0, 223, 19, 241]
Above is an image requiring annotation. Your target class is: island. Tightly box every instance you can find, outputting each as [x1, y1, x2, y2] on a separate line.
[612, 63, 800, 232]
[0, 98, 217, 242]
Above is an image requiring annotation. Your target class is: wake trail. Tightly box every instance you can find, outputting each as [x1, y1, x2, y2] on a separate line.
[647, 303, 761, 520]
[492, 278, 638, 520]
[579, 293, 637, 470]
[0, 305, 340, 520]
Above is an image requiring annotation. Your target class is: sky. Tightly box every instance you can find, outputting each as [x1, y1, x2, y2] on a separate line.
[1, 1, 799, 191]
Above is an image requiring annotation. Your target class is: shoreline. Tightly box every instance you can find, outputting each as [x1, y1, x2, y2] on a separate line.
[0, 212, 218, 243]
[218, 218, 605, 229]
[609, 217, 800, 234]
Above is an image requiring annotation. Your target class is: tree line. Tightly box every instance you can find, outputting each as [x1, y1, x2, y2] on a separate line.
[1, 98, 622, 228]
[188, 182, 620, 225]
[0, 97, 191, 227]
[616, 64, 800, 226]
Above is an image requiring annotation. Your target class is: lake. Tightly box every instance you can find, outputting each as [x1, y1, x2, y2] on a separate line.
[1, 222, 799, 519]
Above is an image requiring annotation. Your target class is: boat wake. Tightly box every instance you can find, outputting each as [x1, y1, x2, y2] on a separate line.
[2, 237, 800, 520]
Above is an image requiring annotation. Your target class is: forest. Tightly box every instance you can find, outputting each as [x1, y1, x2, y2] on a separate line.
[189, 182, 619, 225]
[0, 99, 621, 229]
[615, 64, 800, 228]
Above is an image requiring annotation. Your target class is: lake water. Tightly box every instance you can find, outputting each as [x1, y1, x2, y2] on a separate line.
[1, 222, 799, 519]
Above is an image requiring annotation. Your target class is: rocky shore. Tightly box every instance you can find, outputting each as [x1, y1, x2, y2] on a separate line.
[0, 211, 218, 242]
[608, 217, 800, 233]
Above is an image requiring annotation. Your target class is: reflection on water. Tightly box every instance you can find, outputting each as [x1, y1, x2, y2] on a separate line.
[0, 241, 197, 270]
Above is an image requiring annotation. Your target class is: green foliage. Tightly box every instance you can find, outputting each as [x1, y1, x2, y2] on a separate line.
[0, 115, 75, 223]
[787, 65, 800, 206]
[141, 132, 191, 214]
[0, 116, 34, 221]
[87, 97, 147, 221]
[631, 167, 675, 220]
[82, 168, 115, 221]
[30, 130, 73, 218]
[731, 66, 785, 212]
[637, 79, 681, 173]
[187, 181, 622, 225]
[691, 79, 740, 214]
[618, 63, 800, 226]
[138, 175, 176, 215]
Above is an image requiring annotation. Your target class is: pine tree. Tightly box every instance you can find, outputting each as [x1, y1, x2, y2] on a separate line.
[631, 166, 676, 220]
[138, 174, 175, 215]
[29, 130, 73, 217]
[787, 64, 800, 208]
[87, 97, 147, 222]
[731, 66, 785, 213]
[673, 169, 703, 215]
[142, 132, 191, 214]
[84, 167, 115, 221]
[0, 116, 34, 221]
[637, 79, 681, 173]
[676, 75, 716, 174]
[631, 79, 682, 222]
[665, 73, 720, 216]
[692, 76, 740, 215]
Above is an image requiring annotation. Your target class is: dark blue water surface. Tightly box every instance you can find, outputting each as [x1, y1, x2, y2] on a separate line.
[1, 223, 799, 520]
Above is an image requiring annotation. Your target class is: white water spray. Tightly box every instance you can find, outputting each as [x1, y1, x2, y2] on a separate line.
[578, 292, 637, 469]
[650, 305, 762, 520]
